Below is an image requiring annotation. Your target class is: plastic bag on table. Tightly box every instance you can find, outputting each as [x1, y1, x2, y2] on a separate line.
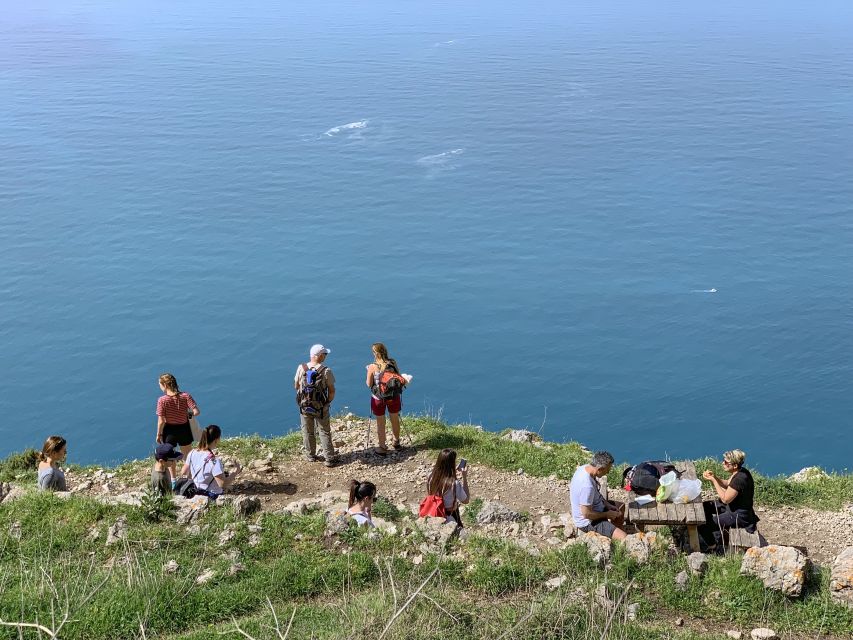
[656, 471, 679, 502]
[672, 478, 702, 503]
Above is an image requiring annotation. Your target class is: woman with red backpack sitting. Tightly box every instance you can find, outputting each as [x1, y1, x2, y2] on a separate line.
[421, 448, 470, 526]
[365, 343, 409, 456]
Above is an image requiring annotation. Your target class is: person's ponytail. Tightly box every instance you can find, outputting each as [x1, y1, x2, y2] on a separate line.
[348, 479, 377, 507]
[198, 424, 222, 451]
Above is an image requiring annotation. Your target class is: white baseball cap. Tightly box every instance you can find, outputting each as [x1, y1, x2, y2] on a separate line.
[310, 344, 331, 357]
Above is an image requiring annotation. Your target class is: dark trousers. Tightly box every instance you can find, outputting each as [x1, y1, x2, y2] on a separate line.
[698, 500, 756, 548]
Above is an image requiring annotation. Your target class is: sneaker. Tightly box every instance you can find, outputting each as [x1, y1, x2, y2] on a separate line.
[324, 456, 340, 468]
[304, 454, 320, 463]
[392, 440, 405, 451]
[373, 447, 388, 457]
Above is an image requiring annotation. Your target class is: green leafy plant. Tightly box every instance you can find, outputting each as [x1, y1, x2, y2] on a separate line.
[139, 485, 176, 523]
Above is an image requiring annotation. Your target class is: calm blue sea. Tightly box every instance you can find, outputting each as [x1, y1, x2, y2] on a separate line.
[2, 0, 852, 475]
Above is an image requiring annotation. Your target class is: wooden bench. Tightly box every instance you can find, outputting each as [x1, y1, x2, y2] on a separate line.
[626, 461, 705, 551]
[728, 528, 766, 550]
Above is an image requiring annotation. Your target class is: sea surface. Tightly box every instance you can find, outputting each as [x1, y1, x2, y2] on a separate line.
[2, 0, 852, 474]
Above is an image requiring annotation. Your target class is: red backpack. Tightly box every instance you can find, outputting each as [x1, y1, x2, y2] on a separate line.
[418, 479, 456, 519]
[418, 495, 446, 519]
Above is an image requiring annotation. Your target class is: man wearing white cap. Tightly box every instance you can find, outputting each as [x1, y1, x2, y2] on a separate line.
[294, 344, 338, 467]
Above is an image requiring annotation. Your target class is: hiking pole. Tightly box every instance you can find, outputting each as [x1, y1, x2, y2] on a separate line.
[400, 413, 414, 446]
[365, 405, 372, 453]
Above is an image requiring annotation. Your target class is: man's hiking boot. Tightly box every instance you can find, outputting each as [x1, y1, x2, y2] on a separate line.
[392, 440, 405, 451]
[324, 455, 340, 468]
[373, 447, 388, 457]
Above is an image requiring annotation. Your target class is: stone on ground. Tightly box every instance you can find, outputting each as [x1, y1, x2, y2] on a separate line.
[829, 546, 853, 607]
[175, 495, 209, 525]
[324, 510, 350, 537]
[740, 545, 810, 597]
[688, 551, 709, 577]
[579, 532, 612, 567]
[476, 501, 522, 525]
[725, 631, 743, 640]
[231, 495, 261, 519]
[621, 532, 659, 565]
[196, 569, 216, 585]
[674, 570, 689, 592]
[545, 575, 567, 590]
[106, 516, 128, 546]
[749, 629, 779, 640]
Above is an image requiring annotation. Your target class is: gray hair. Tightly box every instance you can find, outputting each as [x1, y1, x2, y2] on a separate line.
[590, 451, 614, 469]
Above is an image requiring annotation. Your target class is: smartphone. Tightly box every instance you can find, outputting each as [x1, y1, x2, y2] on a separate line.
[457, 458, 467, 470]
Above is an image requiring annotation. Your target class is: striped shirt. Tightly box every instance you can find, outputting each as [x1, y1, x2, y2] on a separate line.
[156, 392, 198, 425]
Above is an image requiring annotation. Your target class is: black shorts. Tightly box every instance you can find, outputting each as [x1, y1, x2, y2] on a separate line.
[163, 422, 193, 447]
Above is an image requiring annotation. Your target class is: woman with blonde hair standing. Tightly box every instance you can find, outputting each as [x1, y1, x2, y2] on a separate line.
[365, 343, 408, 456]
[156, 373, 200, 459]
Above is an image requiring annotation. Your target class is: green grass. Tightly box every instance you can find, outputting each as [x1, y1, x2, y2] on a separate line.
[0, 489, 850, 640]
[402, 415, 590, 479]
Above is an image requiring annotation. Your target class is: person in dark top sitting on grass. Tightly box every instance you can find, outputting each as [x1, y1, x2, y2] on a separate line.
[699, 448, 759, 552]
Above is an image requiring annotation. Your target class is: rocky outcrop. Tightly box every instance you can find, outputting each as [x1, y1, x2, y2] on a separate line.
[740, 545, 810, 597]
[278, 491, 349, 516]
[0, 483, 26, 504]
[175, 495, 209, 525]
[228, 495, 261, 519]
[787, 467, 828, 483]
[829, 546, 853, 607]
[501, 430, 541, 444]
[475, 501, 522, 525]
[577, 532, 612, 566]
[621, 531, 660, 565]
[416, 516, 459, 548]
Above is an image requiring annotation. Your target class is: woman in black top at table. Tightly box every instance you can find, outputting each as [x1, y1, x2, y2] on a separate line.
[699, 448, 759, 551]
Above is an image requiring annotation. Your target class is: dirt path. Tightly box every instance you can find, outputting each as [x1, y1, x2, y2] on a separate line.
[75, 417, 853, 565]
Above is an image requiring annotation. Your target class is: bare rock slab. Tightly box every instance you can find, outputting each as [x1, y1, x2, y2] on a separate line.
[740, 545, 810, 597]
[829, 546, 853, 607]
[475, 501, 522, 525]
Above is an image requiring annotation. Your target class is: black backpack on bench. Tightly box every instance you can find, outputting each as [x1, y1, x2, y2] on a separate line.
[623, 461, 681, 496]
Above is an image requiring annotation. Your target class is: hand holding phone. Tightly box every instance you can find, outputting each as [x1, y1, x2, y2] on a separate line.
[457, 458, 467, 471]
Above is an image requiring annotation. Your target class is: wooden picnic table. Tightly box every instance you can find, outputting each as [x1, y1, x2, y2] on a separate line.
[626, 461, 706, 551]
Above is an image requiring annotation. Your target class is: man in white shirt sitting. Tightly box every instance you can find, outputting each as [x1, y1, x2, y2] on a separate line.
[570, 451, 627, 540]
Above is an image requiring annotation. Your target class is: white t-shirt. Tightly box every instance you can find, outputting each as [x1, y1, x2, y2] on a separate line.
[185, 449, 225, 495]
[348, 510, 375, 527]
[570, 465, 605, 528]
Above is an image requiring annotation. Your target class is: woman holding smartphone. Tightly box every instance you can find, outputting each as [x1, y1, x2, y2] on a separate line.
[425, 448, 470, 526]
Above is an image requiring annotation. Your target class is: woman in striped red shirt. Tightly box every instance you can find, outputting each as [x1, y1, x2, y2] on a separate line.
[156, 373, 200, 458]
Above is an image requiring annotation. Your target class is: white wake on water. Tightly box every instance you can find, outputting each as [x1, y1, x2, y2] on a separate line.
[324, 120, 369, 137]
[691, 288, 717, 293]
[417, 148, 465, 166]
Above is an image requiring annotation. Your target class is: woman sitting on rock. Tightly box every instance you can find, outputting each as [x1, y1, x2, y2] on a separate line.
[699, 448, 759, 551]
[425, 448, 470, 526]
[37, 435, 67, 492]
[181, 425, 240, 499]
[348, 479, 377, 527]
